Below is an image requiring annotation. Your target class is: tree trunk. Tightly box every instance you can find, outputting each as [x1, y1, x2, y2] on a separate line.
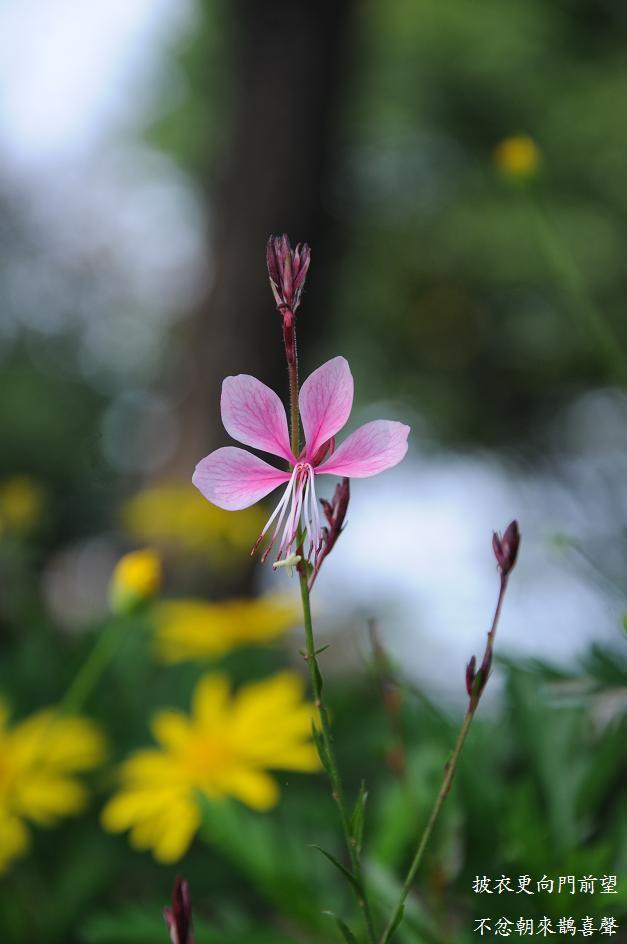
[168, 0, 355, 478]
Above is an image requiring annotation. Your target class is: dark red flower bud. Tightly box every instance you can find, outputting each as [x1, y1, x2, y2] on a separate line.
[266, 234, 311, 316]
[164, 876, 194, 944]
[492, 520, 520, 577]
[479, 645, 492, 684]
[308, 478, 350, 589]
[465, 655, 477, 697]
[310, 435, 335, 467]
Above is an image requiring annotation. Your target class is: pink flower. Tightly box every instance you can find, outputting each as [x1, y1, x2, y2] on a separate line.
[193, 357, 410, 562]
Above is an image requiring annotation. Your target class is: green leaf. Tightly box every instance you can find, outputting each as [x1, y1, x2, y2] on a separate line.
[310, 845, 361, 895]
[313, 657, 324, 695]
[323, 911, 360, 944]
[350, 780, 368, 856]
[311, 721, 331, 773]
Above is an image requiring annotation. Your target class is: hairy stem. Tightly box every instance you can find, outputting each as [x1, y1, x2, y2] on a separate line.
[285, 325, 300, 459]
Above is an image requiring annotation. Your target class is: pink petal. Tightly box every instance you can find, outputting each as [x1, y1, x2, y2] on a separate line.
[193, 447, 290, 510]
[299, 357, 354, 460]
[316, 420, 410, 478]
[221, 374, 293, 462]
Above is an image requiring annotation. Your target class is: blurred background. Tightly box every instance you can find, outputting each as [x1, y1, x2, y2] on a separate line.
[0, 0, 625, 941]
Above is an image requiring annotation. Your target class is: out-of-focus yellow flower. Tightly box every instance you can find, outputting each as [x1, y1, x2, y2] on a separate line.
[493, 134, 541, 179]
[0, 477, 43, 534]
[109, 549, 162, 615]
[101, 671, 320, 863]
[154, 595, 299, 663]
[0, 702, 106, 874]
[122, 484, 266, 567]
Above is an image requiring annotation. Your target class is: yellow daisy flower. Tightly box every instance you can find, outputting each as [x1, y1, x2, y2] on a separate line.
[122, 484, 266, 566]
[0, 476, 43, 534]
[0, 702, 106, 874]
[154, 595, 299, 663]
[102, 671, 321, 863]
[493, 134, 541, 179]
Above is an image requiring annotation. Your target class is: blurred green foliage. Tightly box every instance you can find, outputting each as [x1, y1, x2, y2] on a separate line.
[0, 519, 624, 944]
[0, 0, 626, 941]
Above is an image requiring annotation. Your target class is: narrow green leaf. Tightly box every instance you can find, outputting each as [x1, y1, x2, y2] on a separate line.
[322, 911, 360, 944]
[350, 780, 368, 856]
[311, 721, 331, 773]
[310, 845, 361, 895]
[313, 658, 324, 695]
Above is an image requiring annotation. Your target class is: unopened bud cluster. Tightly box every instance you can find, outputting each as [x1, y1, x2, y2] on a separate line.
[266, 234, 311, 323]
[466, 520, 520, 708]
[266, 234, 311, 368]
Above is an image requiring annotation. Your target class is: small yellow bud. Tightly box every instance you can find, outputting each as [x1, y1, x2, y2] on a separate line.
[109, 549, 161, 615]
[493, 134, 541, 179]
[0, 477, 43, 533]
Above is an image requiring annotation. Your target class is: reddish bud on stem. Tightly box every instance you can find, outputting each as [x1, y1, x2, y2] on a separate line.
[492, 520, 520, 577]
[164, 877, 194, 944]
[267, 234, 310, 370]
[465, 655, 477, 697]
[266, 234, 311, 318]
[307, 477, 350, 589]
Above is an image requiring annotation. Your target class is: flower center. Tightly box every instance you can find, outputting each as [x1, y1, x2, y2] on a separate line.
[253, 463, 322, 564]
[183, 734, 231, 786]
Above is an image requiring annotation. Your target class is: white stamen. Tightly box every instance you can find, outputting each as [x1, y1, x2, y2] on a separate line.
[255, 462, 325, 565]
[256, 466, 298, 561]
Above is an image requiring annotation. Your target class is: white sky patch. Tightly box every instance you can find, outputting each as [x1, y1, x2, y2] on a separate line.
[0, 0, 193, 169]
[270, 403, 627, 704]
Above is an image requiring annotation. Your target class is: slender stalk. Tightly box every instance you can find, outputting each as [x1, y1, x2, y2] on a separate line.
[284, 322, 300, 459]
[284, 323, 377, 943]
[288, 358, 300, 458]
[380, 574, 512, 944]
[527, 198, 627, 385]
[299, 569, 377, 944]
[59, 619, 126, 715]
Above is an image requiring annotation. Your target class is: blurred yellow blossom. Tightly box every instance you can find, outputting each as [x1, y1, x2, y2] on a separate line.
[493, 134, 541, 179]
[101, 671, 320, 863]
[109, 549, 162, 615]
[0, 477, 43, 534]
[154, 595, 299, 663]
[0, 702, 106, 873]
[122, 484, 266, 566]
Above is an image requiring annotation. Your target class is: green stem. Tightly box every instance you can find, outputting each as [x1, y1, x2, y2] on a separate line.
[528, 197, 627, 384]
[59, 619, 126, 715]
[379, 710, 474, 944]
[285, 326, 376, 942]
[380, 572, 512, 943]
[299, 570, 377, 944]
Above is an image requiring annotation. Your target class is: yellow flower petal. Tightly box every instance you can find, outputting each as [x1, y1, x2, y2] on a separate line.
[150, 711, 192, 751]
[154, 596, 299, 663]
[0, 813, 30, 874]
[152, 800, 200, 863]
[216, 768, 279, 811]
[191, 674, 230, 727]
[0, 704, 106, 875]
